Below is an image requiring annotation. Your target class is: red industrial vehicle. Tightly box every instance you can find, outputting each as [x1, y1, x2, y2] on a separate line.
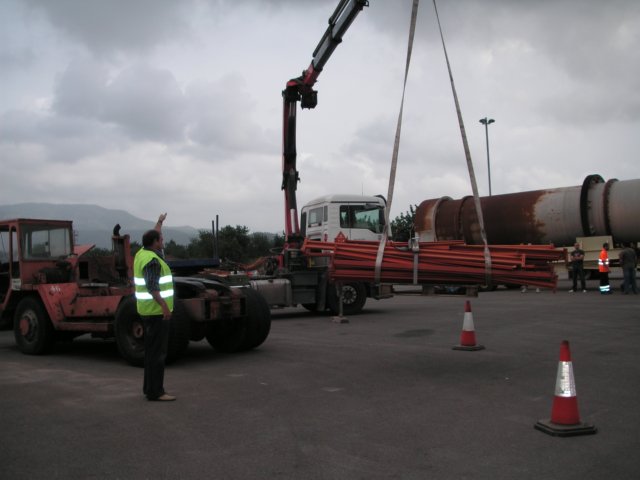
[0, 218, 270, 365]
[281, 0, 370, 245]
[243, 0, 395, 315]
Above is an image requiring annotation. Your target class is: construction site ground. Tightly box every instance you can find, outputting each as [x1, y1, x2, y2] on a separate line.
[1, 273, 638, 480]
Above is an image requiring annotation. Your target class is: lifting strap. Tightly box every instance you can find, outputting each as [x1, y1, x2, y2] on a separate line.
[432, 0, 492, 287]
[375, 0, 420, 284]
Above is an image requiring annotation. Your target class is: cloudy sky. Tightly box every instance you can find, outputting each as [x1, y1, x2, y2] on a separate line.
[2, 0, 639, 233]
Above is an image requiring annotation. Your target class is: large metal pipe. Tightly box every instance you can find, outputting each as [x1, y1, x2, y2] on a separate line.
[415, 175, 640, 246]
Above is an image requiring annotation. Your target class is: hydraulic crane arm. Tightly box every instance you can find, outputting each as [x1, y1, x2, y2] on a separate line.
[281, 0, 369, 244]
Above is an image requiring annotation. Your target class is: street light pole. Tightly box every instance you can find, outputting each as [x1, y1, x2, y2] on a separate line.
[479, 117, 495, 196]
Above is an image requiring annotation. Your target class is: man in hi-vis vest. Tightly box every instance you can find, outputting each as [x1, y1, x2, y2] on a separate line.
[134, 213, 176, 401]
[598, 242, 612, 295]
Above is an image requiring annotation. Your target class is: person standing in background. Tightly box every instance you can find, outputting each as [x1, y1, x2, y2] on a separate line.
[619, 244, 638, 294]
[569, 242, 587, 293]
[598, 242, 612, 295]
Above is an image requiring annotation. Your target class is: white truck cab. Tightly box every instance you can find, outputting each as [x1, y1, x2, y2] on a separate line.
[300, 194, 387, 242]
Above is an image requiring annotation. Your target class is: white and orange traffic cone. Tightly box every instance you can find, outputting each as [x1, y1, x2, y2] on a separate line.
[535, 340, 597, 436]
[452, 301, 484, 351]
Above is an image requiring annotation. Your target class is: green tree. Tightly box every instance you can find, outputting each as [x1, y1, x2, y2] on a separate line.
[273, 232, 285, 250]
[218, 225, 251, 263]
[248, 233, 273, 260]
[130, 225, 285, 266]
[391, 205, 417, 242]
[164, 239, 188, 259]
[187, 229, 216, 258]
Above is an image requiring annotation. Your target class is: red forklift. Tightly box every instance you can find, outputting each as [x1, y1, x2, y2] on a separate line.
[0, 218, 270, 365]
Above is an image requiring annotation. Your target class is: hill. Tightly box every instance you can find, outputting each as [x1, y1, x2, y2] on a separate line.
[0, 203, 200, 249]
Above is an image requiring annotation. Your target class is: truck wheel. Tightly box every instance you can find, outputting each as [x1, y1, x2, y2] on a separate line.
[115, 297, 145, 367]
[14, 297, 55, 355]
[167, 301, 190, 364]
[240, 288, 271, 351]
[327, 282, 367, 316]
[206, 320, 247, 353]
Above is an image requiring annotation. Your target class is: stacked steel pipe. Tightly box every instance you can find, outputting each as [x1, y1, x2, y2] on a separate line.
[302, 239, 565, 289]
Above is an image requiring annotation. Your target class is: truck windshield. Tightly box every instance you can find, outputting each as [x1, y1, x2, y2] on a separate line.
[0, 227, 17, 263]
[340, 205, 385, 234]
[22, 225, 72, 259]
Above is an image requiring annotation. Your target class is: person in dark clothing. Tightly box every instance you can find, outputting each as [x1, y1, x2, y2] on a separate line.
[569, 242, 587, 293]
[133, 213, 176, 402]
[619, 244, 638, 294]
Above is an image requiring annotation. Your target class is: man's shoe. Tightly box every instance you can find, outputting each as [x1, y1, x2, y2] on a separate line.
[582, 290, 587, 293]
[568, 289, 574, 293]
[148, 393, 176, 401]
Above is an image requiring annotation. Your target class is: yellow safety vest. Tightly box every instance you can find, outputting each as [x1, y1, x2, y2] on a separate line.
[133, 248, 174, 316]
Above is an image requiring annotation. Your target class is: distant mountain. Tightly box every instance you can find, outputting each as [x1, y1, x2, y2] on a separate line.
[0, 203, 200, 249]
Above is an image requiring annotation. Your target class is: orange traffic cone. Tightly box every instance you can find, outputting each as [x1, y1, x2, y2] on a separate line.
[452, 301, 484, 351]
[535, 340, 597, 436]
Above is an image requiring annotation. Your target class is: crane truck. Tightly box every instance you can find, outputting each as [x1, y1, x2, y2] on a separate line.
[238, 0, 394, 315]
[0, 218, 270, 365]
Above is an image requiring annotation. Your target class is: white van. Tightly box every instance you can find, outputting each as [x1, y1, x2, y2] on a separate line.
[300, 194, 387, 242]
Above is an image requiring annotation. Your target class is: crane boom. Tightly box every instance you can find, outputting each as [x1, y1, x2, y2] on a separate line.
[281, 0, 369, 245]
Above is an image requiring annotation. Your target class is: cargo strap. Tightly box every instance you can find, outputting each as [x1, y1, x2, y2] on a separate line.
[433, 0, 492, 287]
[375, 0, 420, 284]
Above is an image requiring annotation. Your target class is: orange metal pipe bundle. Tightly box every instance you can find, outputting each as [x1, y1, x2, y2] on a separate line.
[302, 239, 565, 289]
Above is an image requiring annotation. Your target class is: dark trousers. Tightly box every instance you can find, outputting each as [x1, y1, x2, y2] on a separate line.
[622, 267, 638, 294]
[571, 265, 586, 290]
[143, 316, 170, 400]
[599, 272, 611, 294]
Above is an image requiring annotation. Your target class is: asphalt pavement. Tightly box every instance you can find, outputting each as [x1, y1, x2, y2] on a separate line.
[1, 276, 639, 480]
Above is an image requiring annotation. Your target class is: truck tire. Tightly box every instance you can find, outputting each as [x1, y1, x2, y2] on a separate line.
[14, 297, 55, 355]
[166, 301, 190, 364]
[116, 297, 191, 366]
[206, 318, 247, 353]
[240, 288, 271, 351]
[115, 297, 145, 367]
[327, 282, 367, 316]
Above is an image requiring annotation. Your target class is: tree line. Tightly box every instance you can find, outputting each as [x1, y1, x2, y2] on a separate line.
[125, 226, 284, 266]
[121, 208, 418, 265]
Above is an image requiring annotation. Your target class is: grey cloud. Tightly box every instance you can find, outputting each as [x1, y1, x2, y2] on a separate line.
[414, 0, 640, 127]
[345, 115, 395, 161]
[184, 75, 276, 155]
[0, 108, 121, 164]
[23, 0, 192, 55]
[2, 0, 637, 232]
[22, 59, 275, 160]
[0, 48, 37, 71]
[53, 60, 188, 142]
[53, 58, 107, 118]
[2, 109, 97, 144]
[538, 88, 640, 125]
[101, 64, 188, 142]
[0, 110, 41, 143]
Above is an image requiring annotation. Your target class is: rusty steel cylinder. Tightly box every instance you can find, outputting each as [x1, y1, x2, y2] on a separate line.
[415, 175, 640, 246]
